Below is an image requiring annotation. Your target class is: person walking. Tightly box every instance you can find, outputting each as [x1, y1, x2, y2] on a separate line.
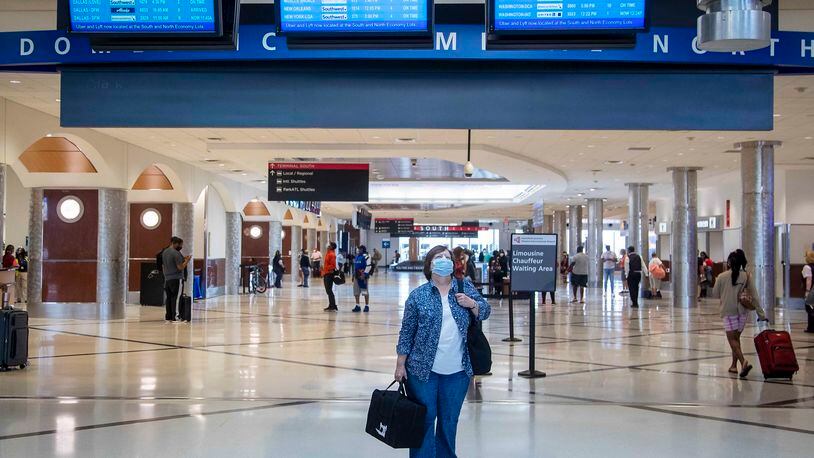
[161, 237, 191, 323]
[310, 248, 322, 276]
[699, 252, 715, 298]
[298, 249, 311, 288]
[648, 252, 665, 299]
[802, 250, 814, 333]
[712, 250, 767, 378]
[569, 246, 589, 304]
[395, 245, 491, 458]
[323, 242, 339, 311]
[394, 250, 401, 265]
[559, 251, 569, 283]
[618, 248, 629, 295]
[601, 245, 618, 295]
[624, 246, 644, 308]
[352, 245, 372, 312]
[272, 250, 285, 288]
[2, 245, 16, 269]
[370, 248, 382, 275]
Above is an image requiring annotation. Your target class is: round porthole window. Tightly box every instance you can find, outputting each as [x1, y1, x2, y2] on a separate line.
[249, 225, 263, 239]
[57, 196, 84, 223]
[140, 208, 162, 230]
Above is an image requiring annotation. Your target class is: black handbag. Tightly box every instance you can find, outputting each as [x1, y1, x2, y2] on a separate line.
[365, 381, 426, 449]
[332, 269, 346, 285]
[457, 278, 492, 375]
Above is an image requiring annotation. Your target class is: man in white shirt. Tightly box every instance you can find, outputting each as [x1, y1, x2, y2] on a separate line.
[601, 245, 618, 295]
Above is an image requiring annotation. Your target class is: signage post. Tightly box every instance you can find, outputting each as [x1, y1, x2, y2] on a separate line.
[510, 233, 558, 379]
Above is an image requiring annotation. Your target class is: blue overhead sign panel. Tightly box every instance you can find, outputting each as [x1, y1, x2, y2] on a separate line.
[493, 0, 646, 32]
[278, 0, 429, 33]
[68, 0, 219, 34]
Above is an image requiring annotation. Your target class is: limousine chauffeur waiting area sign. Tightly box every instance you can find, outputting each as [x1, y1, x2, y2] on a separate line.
[510, 233, 558, 379]
[268, 162, 369, 202]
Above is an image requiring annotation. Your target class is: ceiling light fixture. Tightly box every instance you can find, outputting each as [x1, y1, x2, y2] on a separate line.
[464, 129, 475, 178]
[9, 80, 21, 84]
[806, 137, 814, 140]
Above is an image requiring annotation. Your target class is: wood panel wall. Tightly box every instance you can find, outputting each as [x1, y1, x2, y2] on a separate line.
[242, 221, 269, 264]
[128, 203, 173, 291]
[42, 189, 98, 302]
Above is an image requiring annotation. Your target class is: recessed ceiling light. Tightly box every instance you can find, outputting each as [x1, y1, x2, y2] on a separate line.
[605, 160, 624, 165]
[577, 193, 584, 197]
[587, 145, 595, 148]
[45, 133, 52, 137]
[805, 137, 813, 140]
[241, 173, 247, 176]
[55, 98, 61, 102]
[773, 114, 782, 118]
[9, 80, 21, 84]
[589, 188, 596, 192]
[717, 136, 725, 140]
[218, 163, 225, 167]
[678, 153, 684, 156]
[372, 136, 381, 139]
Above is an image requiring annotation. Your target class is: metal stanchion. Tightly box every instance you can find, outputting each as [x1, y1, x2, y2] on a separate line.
[502, 281, 522, 343]
[518, 292, 546, 378]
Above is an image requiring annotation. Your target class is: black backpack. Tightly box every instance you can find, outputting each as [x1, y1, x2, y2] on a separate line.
[457, 278, 492, 375]
[155, 248, 165, 272]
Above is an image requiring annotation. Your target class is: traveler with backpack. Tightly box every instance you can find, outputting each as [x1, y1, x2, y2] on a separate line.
[160, 237, 191, 323]
[352, 245, 372, 313]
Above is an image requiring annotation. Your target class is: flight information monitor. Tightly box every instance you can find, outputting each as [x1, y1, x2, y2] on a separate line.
[492, 0, 646, 32]
[277, 0, 430, 33]
[68, 0, 220, 34]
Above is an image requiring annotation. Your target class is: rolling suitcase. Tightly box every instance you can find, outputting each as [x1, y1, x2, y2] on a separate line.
[754, 329, 799, 380]
[0, 309, 29, 371]
[178, 279, 192, 322]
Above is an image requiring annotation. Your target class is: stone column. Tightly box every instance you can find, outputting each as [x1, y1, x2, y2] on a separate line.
[586, 198, 604, 288]
[290, 225, 302, 274]
[225, 211, 241, 295]
[409, 237, 419, 262]
[26, 188, 44, 307]
[172, 202, 195, 261]
[269, 220, 282, 258]
[738, 140, 781, 322]
[96, 189, 128, 317]
[568, 204, 583, 255]
[553, 210, 567, 259]
[307, 228, 317, 253]
[543, 214, 554, 234]
[626, 183, 651, 259]
[670, 167, 701, 308]
[0, 164, 5, 245]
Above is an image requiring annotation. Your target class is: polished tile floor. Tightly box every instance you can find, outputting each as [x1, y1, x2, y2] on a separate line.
[1, 272, 812, 457]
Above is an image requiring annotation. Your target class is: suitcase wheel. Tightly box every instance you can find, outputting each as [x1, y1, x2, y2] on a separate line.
[19, 363, 26, 370]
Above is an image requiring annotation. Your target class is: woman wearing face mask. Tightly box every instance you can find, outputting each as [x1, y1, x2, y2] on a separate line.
[395, 245, 491, 458]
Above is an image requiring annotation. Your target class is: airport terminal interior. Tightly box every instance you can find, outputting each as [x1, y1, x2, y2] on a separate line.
[1, 0, 814, 457]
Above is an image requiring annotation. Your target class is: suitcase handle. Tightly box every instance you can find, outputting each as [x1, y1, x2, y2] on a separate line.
[385, 380, 407, 396]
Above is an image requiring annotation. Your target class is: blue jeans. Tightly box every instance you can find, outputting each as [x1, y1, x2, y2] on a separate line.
[406, 371, 470, 458]
[603, 268, 615, 291]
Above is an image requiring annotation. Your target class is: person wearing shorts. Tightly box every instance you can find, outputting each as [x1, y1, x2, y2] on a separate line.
[712, 250, 767, 379]
[569, 246, 590, 304]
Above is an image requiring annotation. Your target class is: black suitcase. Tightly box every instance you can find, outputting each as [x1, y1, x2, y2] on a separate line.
[365, 381, 426, 449]
[0, 309, 29, 371]
[178, 280, 192, 322]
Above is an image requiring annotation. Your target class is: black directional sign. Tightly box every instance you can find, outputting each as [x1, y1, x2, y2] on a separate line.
[375, 218, 415, 234]
[268, 162, 369, 202]
[510, 233, 558, 293]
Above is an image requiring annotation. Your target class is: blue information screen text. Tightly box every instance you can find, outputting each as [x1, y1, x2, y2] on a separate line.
[69, 0, 217, 33]
[279, 0, 428, 33]
[494, 1, 645, 31]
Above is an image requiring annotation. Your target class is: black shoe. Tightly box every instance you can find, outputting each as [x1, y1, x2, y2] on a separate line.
[324, 306, 338, 312]
[631, 304, 639, 308]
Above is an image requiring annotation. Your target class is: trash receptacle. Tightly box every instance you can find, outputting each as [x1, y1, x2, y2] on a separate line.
[139, 262, 164, 306]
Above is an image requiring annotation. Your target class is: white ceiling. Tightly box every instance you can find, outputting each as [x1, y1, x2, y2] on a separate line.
[2, 72, 814, 219]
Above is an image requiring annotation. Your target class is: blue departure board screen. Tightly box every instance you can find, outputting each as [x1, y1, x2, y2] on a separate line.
[493, 1, 646, 32]
[69, 0, 219, 34]
[278, 0, 429, 33]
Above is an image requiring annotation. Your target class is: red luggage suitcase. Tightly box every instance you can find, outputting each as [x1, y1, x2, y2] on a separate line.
[754, 329, 799, 380]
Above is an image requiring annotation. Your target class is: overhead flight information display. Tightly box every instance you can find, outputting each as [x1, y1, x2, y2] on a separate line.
[493, 0, 646, 32]
[278, 0, 429, 33]
[69, 0, 219, 34]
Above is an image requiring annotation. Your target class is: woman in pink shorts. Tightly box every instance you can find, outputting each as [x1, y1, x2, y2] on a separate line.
[712, 250, 766, 378]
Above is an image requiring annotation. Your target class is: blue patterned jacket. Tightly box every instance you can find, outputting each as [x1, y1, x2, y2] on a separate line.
[396, 278, 491, 382]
